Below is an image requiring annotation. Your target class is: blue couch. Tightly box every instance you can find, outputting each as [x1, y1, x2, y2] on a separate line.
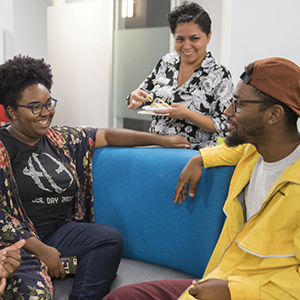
[53, 147, 235, 299]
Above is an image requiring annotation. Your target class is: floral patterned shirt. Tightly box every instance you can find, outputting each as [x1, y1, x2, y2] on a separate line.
[132, 52, 233, 150]
[0, 125, 97, 247]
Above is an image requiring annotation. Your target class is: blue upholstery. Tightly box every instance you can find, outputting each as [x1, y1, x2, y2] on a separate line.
[53, 146, 235, 299]
[92, 147, 235, 278]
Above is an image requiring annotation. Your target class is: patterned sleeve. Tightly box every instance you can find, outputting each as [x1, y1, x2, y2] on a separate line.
[210, 65, 233, 136]
[50, 126, 98, 222]
[138, 58, 164, 92]
[126, 58, 164, 106]
[51, 126, 97, 176]
[0, 182, 34, 246]
[0, 143, 35, 247]
[53, 126, 97, 152]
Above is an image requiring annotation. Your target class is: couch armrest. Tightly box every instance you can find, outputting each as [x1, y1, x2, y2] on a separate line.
[92, 147, 234, 278]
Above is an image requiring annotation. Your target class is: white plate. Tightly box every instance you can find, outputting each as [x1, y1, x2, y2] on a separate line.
[142, 105, 171, 112]
[138, 111, 169, 116]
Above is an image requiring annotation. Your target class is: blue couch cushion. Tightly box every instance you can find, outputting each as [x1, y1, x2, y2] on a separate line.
[92, 147, 234, 278]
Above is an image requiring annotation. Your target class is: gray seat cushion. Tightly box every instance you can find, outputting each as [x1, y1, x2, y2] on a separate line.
[53, 258, 196, 299]
[111, 258, 196, 290]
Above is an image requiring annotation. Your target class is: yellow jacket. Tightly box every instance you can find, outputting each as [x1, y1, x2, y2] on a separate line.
[179, 144, 300, 300]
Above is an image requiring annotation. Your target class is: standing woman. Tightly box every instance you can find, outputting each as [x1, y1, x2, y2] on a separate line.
[0, 55, 191, 300]
[127, 1, 233, 150]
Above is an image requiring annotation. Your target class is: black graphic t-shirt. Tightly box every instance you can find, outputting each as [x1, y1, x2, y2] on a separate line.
[0, 128, 77, 231]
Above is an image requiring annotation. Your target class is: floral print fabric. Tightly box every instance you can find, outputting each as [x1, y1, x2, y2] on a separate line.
[0, 126, 97, 299]
[136, 52, 233, 150]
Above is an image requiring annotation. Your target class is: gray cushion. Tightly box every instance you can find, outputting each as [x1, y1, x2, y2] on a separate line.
[53, 276, 74, 300]
[53, 258, 196, 299]
[111, 258, 196, 290]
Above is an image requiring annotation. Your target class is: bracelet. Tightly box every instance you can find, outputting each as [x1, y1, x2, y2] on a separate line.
[126, 94, 131, 106]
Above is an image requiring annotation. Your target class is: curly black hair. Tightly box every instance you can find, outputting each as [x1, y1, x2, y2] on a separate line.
[167, 1, 211, 35]
[0, 55, 53, 110]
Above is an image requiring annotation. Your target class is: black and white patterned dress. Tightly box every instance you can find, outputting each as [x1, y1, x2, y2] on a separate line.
[133, 52, 233, 150]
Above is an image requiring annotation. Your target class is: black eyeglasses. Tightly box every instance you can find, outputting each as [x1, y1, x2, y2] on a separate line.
[231, 97, 267, 112]
[16, 98, 57, 115]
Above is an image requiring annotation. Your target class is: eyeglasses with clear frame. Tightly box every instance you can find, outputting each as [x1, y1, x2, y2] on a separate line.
[231, 96, 268, 113]
[16, 98, 57, 115]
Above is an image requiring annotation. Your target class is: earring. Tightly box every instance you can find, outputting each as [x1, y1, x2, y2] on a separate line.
[269, 120, 272, 123]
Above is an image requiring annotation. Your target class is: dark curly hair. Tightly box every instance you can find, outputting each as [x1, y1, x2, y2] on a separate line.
[0, 55, 53, 112]
[167, 1, 211, 35]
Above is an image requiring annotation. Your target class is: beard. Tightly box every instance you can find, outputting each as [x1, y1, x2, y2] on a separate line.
[225, 117, 265, 148]
[225, 131, 247, 147]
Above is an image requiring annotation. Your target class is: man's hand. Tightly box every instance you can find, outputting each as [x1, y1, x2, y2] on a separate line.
[189, 279, 231, 300]
[174, 154, 203, 204]
[0, 239, 25, 279]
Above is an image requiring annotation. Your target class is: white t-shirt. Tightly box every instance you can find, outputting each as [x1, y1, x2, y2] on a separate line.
[245, 144, 300, 220]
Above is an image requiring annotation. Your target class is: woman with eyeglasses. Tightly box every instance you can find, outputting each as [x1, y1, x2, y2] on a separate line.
[0, 55, 191, 300]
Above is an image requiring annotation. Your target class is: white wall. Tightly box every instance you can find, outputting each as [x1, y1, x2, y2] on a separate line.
[195, 0, 223, 64]
[0, 0, 49, 60]
[0, 27, 4, 64]
[229, 0, 300, 84]
[13, 0, 48, 59]
[188, 0, 300, 86]
[1, 0, 300, 127]
[0, 0, 14, 60]
[47, 0, 113, 128]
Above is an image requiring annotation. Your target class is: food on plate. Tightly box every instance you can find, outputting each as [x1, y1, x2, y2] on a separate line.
[146, 95, 153, 102]
[145, 95, 170, 108]
[138, 96, 171, 115]
[150, 98, 170, 108]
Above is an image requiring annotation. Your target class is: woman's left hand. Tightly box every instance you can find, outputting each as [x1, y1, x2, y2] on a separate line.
[159, 135, 191, 149]
[155, 103, 216, 133]
[154, 103, 189, 119]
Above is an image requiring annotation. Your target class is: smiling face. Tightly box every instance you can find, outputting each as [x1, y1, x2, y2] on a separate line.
[174, 21, 211, 68]
[224, 80, 268, 147]
[7, 83, 55, 145]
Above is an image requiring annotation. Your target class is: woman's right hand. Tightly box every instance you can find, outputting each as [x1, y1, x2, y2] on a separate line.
[128, 89, 150, 109]
[24, 237, 66, 279]
[37, 245, 66, 279]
